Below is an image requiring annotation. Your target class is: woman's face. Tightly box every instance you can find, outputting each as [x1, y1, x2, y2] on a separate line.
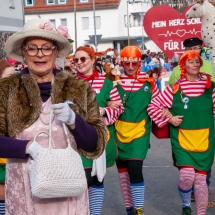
[1, 67, 14, 78]
[74, 50, 95, 75]
[152, 73, 158, 78]
[22, 37, 59, 76]
[123, 61, 140, 76]
[184, 56, 201, 76]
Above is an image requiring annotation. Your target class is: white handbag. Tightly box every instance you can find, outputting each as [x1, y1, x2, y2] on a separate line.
[28, 110, 87, 199]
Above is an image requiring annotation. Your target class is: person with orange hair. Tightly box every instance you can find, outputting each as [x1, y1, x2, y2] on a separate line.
[73, 46, 124, 215]
[147, 50, 215, 215]
[113, 46, 160, 215]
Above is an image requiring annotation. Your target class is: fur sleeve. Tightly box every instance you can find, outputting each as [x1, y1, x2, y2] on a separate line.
[78, 84, 107, 159]
[0, 79, 9, 136]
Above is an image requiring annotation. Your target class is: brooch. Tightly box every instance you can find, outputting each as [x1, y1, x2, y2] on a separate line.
[183, 97, 189, 109]
[144, 86, 149, 92]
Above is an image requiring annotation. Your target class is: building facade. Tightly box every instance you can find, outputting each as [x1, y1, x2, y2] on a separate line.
[0, 0, 24, 32]
[24, 0, 159, 53]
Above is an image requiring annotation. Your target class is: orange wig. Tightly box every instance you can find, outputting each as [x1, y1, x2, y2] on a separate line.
[66, 47, 112, 61]
[172, 50, 211, 94]
[120, 46, 142, 61]
[120, 46, 156, 92]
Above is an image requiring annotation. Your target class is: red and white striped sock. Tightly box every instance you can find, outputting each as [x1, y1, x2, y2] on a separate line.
[118, 168, 134, 208]
[194, 173, 208, 215]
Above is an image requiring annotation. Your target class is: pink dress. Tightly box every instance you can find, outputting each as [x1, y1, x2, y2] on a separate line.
[5, 98, 90, 215]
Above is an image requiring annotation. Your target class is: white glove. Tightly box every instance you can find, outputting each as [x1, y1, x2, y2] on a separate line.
[51, 103, 76, 125]
[27, 141, 43, 160]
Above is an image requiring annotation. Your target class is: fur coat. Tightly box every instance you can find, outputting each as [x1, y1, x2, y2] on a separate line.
[0, 70, 107, 159]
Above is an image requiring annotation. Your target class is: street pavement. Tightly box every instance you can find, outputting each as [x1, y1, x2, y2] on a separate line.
[101, 133, 215, 215]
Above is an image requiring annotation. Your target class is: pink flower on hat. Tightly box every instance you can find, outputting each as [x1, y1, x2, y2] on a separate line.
[39, 21, 56, 32]
[56, 25, 71, 39]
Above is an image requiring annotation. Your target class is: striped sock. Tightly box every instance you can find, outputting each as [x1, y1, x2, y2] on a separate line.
[0, 200, 5, 215]
[194, 173, 208, 215]
[178, 168, 195, 208]
[118, 168, 134, 208]
[130, 182, 145, 208]
[89, 185, 104, 215]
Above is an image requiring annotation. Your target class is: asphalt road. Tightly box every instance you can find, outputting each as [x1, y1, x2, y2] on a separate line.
[101, 133, 215, 215]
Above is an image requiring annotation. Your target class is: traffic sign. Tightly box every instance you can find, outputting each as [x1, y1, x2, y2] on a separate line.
[89, 35, 102, 46]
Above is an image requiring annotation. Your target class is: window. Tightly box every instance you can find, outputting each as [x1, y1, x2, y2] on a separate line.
[95, 16, 101, 29]
[49, 19, 56, 27]
[82, 17, 89, 30]
[61, 19, 67, 26]
[79, 0, 89, 3]
[58, 0, 66, 3]
[47, 0, 55, 5]
[9, 0, 15, 8]
[26, 0, 33, 6]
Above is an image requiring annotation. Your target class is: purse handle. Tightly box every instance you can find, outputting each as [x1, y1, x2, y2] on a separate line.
[33, 110, 72, 150]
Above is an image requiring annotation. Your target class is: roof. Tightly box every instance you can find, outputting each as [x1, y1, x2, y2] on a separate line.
[25, 0, 120, 14]
[85, 35, 148, 42]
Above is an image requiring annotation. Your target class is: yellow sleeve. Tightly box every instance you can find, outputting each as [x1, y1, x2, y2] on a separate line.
[200, 59, 215, 82]
[0, 158, 7, 164]
[168, 66, 180, 85]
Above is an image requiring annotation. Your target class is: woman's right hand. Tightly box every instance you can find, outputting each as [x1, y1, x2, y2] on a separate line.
[169, 116, 183, 127]
[26, 141, 43, 160]
[107, 101, 121, 110]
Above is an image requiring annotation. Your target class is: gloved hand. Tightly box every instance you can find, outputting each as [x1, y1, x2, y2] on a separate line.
[27, 141, 43, 160]
[51, 103, 76, 125]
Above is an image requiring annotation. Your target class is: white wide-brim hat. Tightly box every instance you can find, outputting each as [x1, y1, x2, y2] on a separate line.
[4, 19, 71, 62]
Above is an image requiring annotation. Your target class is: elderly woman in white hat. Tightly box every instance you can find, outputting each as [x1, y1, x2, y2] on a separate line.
[0, 19, 107, 215]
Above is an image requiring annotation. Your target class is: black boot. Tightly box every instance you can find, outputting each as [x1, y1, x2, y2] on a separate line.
[126, 207, 135, 215]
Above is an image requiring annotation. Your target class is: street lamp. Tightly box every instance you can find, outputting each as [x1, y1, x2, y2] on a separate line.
[93, 0, 98, 51]
[127, 1, 130, 46]
[74, 0, 77, 50]
[21, 0, 25, 25]
[140, 12, 145, 53]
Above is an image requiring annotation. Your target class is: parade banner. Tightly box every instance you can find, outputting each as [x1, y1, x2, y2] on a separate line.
[144, 5, 202, 59]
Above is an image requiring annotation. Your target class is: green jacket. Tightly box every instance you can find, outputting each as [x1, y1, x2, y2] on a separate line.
[168, 59, 215, 84]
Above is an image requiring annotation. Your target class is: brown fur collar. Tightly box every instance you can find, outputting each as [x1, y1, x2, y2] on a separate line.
[0, 71, 107, 159]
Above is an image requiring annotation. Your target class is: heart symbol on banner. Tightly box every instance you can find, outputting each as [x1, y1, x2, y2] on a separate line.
[176, 29, 186, 37]
[143, 5, 202, 59]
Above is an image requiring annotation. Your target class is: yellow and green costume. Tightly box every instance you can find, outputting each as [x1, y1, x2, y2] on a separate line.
[0, 159, 6, 183]
[82, 78, 118, 168]
[115, 82, 152, 160]
[170, 85, 215, 171]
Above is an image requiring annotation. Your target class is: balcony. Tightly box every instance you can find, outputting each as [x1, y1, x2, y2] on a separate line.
[128, 0, 152, 14]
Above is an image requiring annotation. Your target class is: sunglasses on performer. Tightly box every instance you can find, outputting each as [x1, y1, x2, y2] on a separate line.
[73, 57, 90, 64]
[123, 61, 139, 67]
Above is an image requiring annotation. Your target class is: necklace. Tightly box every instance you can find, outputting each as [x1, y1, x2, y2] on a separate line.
[90, 77, 95, 87]
[180, 90, 189, 109]
[39, 114, 55, 125]
[122, 78, 136, 107]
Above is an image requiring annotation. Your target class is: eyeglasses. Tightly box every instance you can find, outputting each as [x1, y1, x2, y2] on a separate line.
[73, 57, 90, 64]
[23, 45, 56, 56]
[186, 47, 201, 51]
[123, 61, 139, 67]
